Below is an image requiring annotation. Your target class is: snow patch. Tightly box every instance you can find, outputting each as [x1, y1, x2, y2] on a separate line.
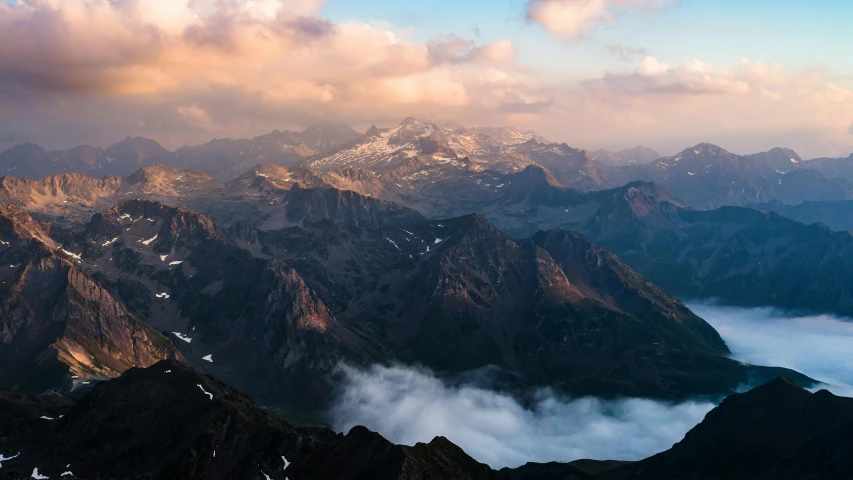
[140, 235, 158, 246]
[169, 261, 184, 266]
[687, 172, 697, 176]
[173, 332, 192, 343]
[60, 249, 82, 261]
[386, 238, 400, 251]
[160, 255, 168, 262]
[39, 416, 55, 421]
[197, 384, 213, 400]
[202, 354, 213, 363]
[31, 468, 49, 479]
[102, 237, 119, 247]
[434, 238, 442, 244]
[156, 293, 170, 299]
[61, 472, 73, 477]
[0, 452, 20, 468]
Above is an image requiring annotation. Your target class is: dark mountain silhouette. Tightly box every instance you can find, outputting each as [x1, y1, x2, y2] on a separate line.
[507, 377, 853, 480]
[0, 359, 502, 480]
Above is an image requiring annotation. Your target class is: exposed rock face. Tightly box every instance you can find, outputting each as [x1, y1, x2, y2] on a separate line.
[95, 199, 224, 253]
[281, 183, 426, 230]
[0, 360, 504, 480]
[0, 207, 179, 391]
[172, 240, 385, 406]
[238, 213, 806, 400]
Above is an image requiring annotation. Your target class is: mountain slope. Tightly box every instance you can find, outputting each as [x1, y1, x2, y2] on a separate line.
[59, 200, 388, 407]
[506, 377, 853, 480]
[0, 205, 179, 392]
[574, 183, 853, 317]
[611, 377, 853, 479]
[236, 213, 807, 400]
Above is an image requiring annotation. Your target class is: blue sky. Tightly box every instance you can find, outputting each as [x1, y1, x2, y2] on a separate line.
[324, 0, 853, 83]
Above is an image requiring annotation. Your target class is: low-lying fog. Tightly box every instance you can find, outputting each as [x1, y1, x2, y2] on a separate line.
[329, 303, 853, 469]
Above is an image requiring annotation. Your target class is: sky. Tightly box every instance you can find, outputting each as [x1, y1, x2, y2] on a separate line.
[0, 0, 851, 157]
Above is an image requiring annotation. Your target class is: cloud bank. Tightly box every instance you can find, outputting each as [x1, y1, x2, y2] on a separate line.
[330, 363, 713, 469]
[330, 304, 853, 469]
[689, 302, 853, 396]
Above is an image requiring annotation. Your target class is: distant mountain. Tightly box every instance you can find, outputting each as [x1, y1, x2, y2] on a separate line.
[469, 126, 548, 146]
[605, 143, 853, 208]
[801, 152, 853, 181]
[104, 136, 171, 174]
[0, 142, 52, 178]
[575, 182, 853, 317]
[0, 205, 180, 392]
[173, 123, 362, 180]
[309, 118, 608, 189]
[749, 199, 853, 232]
[746, 146, 802, 172]
[508, 140, 610, 191]
[0, 359, 502, 480]
[310, 117, 460, 173]
[0, 164, 426, 231]
[0, 124, 361, 181]
[590, 146, 660, 166]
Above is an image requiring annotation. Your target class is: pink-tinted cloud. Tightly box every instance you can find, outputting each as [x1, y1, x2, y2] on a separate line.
[0, 1, 850, 159]
[526, 0, 675, 38]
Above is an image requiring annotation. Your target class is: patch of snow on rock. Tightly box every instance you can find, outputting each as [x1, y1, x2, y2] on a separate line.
[173, 332, 192, 343]
[197, 384, 213, 400]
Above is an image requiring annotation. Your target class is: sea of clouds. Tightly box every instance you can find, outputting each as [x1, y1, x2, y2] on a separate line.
[329, 303, 853, 469]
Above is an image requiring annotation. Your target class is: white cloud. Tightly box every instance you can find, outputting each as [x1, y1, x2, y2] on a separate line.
[177, 104, 213, 127]
[0, 0, 543, 149]
[331, 363, 714, 469]
[689, 302, 853, 396]
[526, 0, 675, 38]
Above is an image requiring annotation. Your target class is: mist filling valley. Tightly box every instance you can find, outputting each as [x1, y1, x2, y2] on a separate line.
[329, 303, 853, 469]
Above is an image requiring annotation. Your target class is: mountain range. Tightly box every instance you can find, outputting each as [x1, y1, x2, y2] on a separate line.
[4, 118, 853, 213]
[4, 117, 853, 479]
[2, 196, 809, 407]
